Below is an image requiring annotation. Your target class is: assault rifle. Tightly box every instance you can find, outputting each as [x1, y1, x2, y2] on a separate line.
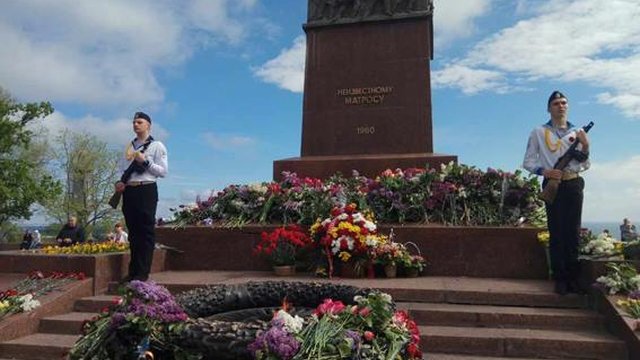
[539, 121, 594, 205]
[108, 139, 153, 209]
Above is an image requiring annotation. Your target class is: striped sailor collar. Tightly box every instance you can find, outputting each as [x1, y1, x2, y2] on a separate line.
[544, 120, 575, 129]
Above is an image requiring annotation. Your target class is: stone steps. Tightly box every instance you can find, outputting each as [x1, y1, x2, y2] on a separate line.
[73, 294, 121, 313]
[0, 333, 79, 360]
[0, 272, 629, 359]
[421, 325, 627, 359]
[399, 302, 604, 330]
[39, 312, 98, 335]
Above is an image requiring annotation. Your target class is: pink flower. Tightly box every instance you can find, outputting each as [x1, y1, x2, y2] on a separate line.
[364, 331, 375, 341]
[359, 307, 371, 317]
[313, 299, 345, 317]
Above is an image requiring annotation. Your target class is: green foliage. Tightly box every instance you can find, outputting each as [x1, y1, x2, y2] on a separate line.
[0, 89, 61, 226]
[44, 130, 120, 237]
[0, 222, 23, 243]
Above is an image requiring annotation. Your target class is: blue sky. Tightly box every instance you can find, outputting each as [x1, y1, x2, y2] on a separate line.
[1, 0, 640, 223]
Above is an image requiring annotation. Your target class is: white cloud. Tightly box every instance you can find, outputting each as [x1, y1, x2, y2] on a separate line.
[254, 1, 491, 93]
[433, 0, 491, 44]
[0, 0, 260, 106]
[431, 64, 507, 94]
[583, 155, 640, 222]
[201, 132, 256, 151]
[433, 0, 640, 118]
[33, 112, 169, 147]
[253, 35, 306, 93]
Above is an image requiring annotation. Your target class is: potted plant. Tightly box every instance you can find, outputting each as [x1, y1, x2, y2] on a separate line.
[372, 241, 407, 278]
[401, 254, 426, 277]
[254, 225, 311, 275]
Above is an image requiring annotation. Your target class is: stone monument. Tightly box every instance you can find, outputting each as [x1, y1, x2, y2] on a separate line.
[273, 0, 456, 180]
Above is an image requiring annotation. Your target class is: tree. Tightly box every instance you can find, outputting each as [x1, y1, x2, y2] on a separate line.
[0, 89, 61, 230]
[45, 130, 121, 237]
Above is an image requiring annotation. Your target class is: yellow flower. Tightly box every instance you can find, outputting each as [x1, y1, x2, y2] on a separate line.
[537, 231, 550, 247]
[338, 251, 352, 262]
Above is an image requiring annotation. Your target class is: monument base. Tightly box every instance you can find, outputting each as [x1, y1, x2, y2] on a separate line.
[273, 152, 457, 180]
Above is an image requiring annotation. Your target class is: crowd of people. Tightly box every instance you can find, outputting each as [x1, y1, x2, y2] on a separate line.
[19, 218, 130, 250]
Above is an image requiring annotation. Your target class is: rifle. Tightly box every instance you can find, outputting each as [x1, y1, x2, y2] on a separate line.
[108, 139, 153, 209]
[539, 121, 594, 205]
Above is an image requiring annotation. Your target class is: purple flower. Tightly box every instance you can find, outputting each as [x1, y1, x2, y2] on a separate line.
[125, 281, 188, 323]
[248, 324, 300, 360]
[344, 330, 361, 350]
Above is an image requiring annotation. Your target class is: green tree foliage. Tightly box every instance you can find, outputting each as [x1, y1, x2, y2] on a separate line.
[0, 89, 61, 228]
[45, 130, 121, 238]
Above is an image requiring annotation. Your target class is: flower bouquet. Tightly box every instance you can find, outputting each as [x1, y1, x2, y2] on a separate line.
[310, 203, 381, 278]
[617, 290, 640, 319]
[69, 280, 192, 360]
[579, 231, 623, 260]
[254, 225, 312, 274]
[248, 292, 422, 359]
[0, 271, 85, 320]
[595, 262, 640, 295]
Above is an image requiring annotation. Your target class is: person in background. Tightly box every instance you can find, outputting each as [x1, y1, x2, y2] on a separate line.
[522, 90, 590, 295]
[55, 216, 85, 247]
[620, 218, 638, 242]
[113, 222, 129, 244]
[29, 230, 42, 249]
[19, 230, 33, 250]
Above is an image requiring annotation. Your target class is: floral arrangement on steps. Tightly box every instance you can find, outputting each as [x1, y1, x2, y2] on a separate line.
[400, 253, 427, 277]
[371, 241, 408, 278]
[595, 262, 640, 295]
[253, 225, 312, 275]
[249, 292, 422, 360]
[171, 163, 543, 228]
[579, 229, 624, 260]
[310, 203, 383, 278]
[616, 290, 640, 321]
[0, 271, 85, 320]
[40, 241, 128, 255]
[69, 280, 191, 360]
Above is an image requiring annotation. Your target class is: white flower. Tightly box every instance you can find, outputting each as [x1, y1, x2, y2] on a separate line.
[380, 293, 392, 304]
[274, 310, 304, 333]
[363, 221, 376, 232]
[18, 294, 40, 312]
[331, 236, 354, 254]
[248, 183, 268, 194]
[365, 235, 378, 247]
[337, 213, 348, 221]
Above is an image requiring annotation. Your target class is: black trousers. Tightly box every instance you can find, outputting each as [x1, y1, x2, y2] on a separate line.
[544, 177, 584, 283]
[122, 183, 158, 280]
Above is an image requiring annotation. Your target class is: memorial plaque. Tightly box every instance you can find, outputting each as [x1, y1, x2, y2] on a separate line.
[274, 0, 456, 180]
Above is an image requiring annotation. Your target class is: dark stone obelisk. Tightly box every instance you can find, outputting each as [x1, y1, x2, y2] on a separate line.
[273, 0, 456, 180]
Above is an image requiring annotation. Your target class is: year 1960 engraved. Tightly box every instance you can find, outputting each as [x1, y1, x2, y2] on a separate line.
[356, 126, 375, 135]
